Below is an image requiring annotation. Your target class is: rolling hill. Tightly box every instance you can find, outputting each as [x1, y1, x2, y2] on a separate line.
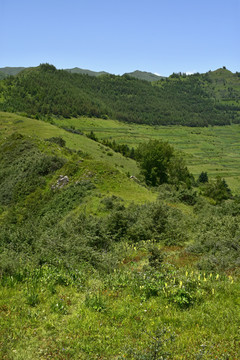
[1, 64, 239, 126]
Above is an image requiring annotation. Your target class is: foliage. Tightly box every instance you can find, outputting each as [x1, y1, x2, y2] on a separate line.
[201, 176, 232, 202]
[148, 246, 164, 269]
[136, 140, 192, 186]
[101, 138, 135, 159]
[45, 136, 66, 147]
[198, 171, 208, 183]
[0, 64, 238, 126]
[86, 130, 98, 141]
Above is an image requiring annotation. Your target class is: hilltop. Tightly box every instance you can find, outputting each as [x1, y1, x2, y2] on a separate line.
[123, 70, 163, 81]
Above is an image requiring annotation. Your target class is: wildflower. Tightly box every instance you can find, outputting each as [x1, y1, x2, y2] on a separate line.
[179, 281, 183, 288]
[216, 274, 219, 280]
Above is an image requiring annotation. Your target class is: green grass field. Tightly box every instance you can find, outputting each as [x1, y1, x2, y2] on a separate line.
[53, 116, 240, 193]
[2, 111, 240, 192]
[0, 112, 156, 204]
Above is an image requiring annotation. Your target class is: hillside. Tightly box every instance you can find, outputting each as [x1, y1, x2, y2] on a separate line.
[0, 111, 240, 359]
[1, 64, 239, 126]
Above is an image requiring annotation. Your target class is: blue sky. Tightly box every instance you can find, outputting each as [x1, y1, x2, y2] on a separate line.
[1, 0, 239, 76]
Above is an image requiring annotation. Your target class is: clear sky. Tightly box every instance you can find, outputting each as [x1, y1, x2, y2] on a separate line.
[1, 0, 239, 76]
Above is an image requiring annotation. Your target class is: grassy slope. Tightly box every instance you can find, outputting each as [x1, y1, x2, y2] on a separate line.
[53, 115, 240, 193]
[0, 112, 155, 204]
[3, 110, 239, 192]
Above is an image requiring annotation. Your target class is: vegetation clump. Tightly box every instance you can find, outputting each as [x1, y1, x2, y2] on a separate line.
[135, 139, 193, 187]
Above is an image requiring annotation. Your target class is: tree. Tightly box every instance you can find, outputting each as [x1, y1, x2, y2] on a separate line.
[202, 176, 232, 202]
[198, 171, 208, 183]
[136, 140, 173, 186]
[135, 140, 192, 186]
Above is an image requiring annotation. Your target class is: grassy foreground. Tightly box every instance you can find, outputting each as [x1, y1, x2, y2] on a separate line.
[1, 250, 239, 360]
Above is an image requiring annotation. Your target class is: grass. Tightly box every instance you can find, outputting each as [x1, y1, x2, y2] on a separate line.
[1, 254, 239, 359]
[2, 111, 240, 192]
[53, 116, 240, 193]
[0, 112, 139, 177]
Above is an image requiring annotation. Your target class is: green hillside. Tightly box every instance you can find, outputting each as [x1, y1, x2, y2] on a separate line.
[0, 111, 240, 359]
[0, 64, 240, 358]
[52, 115, 240, 193]
[1, 63, 239, 126]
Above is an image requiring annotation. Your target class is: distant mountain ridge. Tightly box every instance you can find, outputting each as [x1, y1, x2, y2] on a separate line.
[65, 67, 109, 77]
[0, 66, 164, 81]
[124, 70, 164, 81]
[0, 67, 26, 76]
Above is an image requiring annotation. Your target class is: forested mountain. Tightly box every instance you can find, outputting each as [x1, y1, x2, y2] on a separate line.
[65, 67, 109, 76]
[0, 64, 239, 126]
[0, 66, 26, 76]
[123, 70, 163, 81]
[0, 66, 162, 81]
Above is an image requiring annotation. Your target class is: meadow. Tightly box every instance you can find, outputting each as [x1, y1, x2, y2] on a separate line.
[2, 111, 240, 193]
[53, 116, 240, 193]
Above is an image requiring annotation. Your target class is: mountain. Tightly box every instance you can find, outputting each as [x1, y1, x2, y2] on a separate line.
[0, 66, 163, 81]
[65, 67, 110, 76]
[0, 64, 239, 126]
[124, 70, 164, 82]
[0, 66, 26, 76]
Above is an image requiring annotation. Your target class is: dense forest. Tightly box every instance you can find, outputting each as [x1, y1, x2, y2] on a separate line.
[0, 63, 239, 126]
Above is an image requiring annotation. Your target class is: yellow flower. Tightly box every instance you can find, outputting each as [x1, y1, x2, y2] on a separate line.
[179, 281, 183, 288]
[216, 274, 219, 280]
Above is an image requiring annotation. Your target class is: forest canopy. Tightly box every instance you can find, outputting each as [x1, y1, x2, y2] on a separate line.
[0, 63, 239, 126]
